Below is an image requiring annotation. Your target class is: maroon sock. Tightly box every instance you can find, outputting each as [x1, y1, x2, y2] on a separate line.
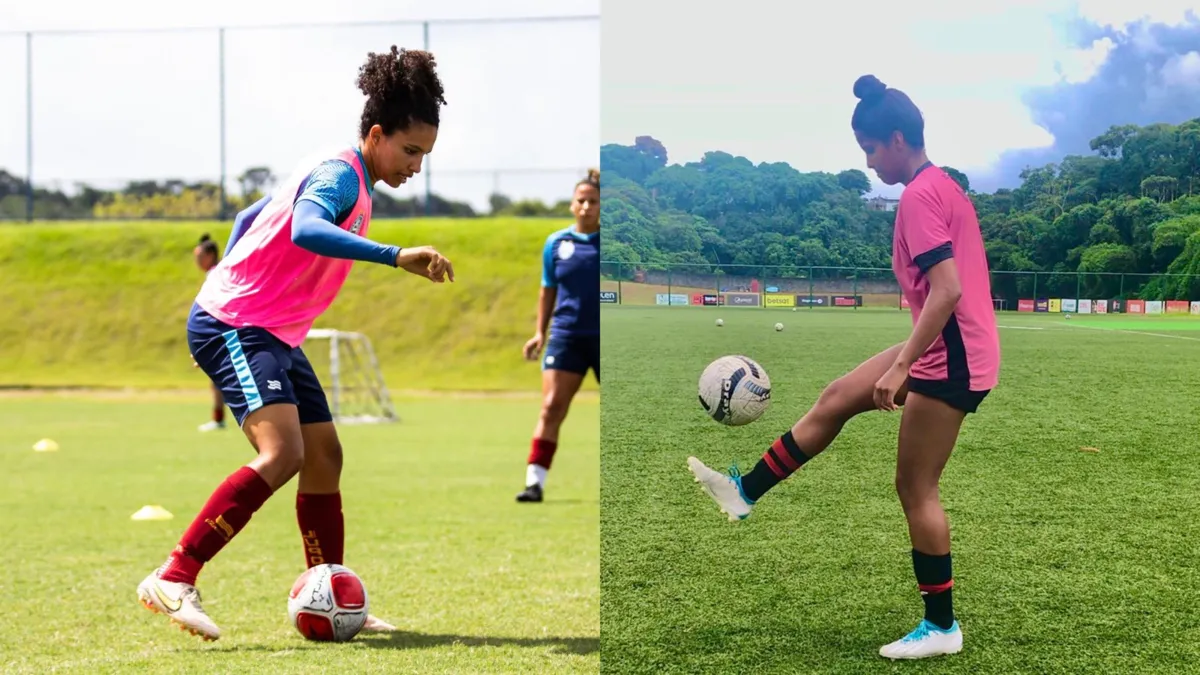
[296, 492, 344, 568]
[158, 466, 274, 585]
[528, 438, 558, 470]
[213, 406, 225, 424]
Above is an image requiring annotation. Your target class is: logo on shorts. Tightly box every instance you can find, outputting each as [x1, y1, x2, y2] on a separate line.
[545, 355, 556, 365]
[558, 240, 575, 260]
[267, 380, 282, 391]
[349, 213, 364, 235]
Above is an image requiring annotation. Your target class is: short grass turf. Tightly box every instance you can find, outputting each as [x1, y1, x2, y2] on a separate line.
[0, 393, 598, 674]
[600, 306, 1200, 675]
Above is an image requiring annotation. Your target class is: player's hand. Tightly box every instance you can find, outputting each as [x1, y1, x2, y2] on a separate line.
[523, 333, 545, 361]
[396, 246, 455, 283]
[874, 362, 907, 412]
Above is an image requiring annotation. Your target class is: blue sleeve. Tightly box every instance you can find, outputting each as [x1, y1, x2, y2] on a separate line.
[292, 200, 399, 266]
[295, 160, 359, 224]
[541, 236, 557, 288]
[226, 195, 271, 257]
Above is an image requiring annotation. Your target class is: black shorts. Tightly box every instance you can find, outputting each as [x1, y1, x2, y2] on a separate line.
[187, 305, 333, 427]
[907, 377, 990, 414]
[542, 334, 600, 382]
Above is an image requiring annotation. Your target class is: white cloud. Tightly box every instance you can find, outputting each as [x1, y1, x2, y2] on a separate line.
[601, 0, 1198, 197]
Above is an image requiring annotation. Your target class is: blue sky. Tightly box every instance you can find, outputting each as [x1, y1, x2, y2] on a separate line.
[601, 0, 1200, 196]
[0, 0, 599, 211]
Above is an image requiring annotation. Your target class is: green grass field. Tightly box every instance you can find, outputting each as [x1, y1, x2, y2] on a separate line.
[0, 218, 590, 392]
[0, 392, 597, 674]
[600, 306, 1200, 674]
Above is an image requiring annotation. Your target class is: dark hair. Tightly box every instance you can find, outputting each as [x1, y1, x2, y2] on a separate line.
[850, 75, 925, 149]
[577, 168, 599, 191]
[197, 233, 219, 257]
[357, 46, 447, 139]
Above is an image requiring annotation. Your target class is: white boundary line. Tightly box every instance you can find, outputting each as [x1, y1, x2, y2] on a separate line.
[1060, 322, 1200, 342]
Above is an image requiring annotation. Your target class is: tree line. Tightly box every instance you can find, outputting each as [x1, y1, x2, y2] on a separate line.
[602, 120, 1200, 301]
[0, 165, 571, 221]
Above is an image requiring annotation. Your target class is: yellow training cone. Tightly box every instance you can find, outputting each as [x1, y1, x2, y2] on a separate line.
[32, 439, 59, 452]
[131, 505, 174, 521]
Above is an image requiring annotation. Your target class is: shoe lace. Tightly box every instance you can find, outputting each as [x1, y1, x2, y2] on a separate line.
[726, 463, 742, 480]
[181, 586, 205, 610]
[902, 621, 933, 643]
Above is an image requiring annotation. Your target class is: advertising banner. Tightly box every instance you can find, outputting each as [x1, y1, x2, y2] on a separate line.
[764, 294, 796, 308]
[795, 295, 829, 306]
[724, 293, 761, 307]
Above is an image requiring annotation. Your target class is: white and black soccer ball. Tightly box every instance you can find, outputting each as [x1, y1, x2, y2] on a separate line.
[288, 563, 369, 642]
[698, 355, 772, 426]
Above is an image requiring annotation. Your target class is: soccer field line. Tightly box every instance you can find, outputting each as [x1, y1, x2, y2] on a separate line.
[1060, 322, 1200, 342]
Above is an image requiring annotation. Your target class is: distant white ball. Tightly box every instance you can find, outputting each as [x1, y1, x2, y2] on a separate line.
[774, 323, 784, 331]
[698, 355, 772, 426]
[1065, 314, 1071, 320]
[715, 319, 724, 327]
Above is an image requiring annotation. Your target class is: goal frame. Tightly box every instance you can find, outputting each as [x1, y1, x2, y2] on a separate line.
[305, 328, 399, 424]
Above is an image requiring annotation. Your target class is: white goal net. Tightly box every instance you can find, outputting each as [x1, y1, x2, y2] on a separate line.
[304, 329, 398, 424]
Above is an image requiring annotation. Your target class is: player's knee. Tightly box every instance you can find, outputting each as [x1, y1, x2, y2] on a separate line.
[262, 442, 306, 479]
[894, 470, 933, 510]
[541, 393, 571, 424]
[816, 376, 856, 419]
[314, 440, 344, 474]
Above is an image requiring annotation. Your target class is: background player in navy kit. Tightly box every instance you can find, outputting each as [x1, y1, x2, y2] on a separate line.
[517, 169, 600, 502]
[193, 234, 227, 432]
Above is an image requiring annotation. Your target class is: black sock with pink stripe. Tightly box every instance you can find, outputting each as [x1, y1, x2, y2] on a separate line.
[913, 549, 955, 630]
[739, 432, 812, 502]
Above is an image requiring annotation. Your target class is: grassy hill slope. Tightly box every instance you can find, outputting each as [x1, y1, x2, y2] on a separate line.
[0, 218, 585, 392]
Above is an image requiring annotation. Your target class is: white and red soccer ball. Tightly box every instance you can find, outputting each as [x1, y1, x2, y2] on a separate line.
[287, 563, 369, 642]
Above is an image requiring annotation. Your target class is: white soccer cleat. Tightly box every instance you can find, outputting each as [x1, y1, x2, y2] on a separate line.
[879, 619, 962, 660]
[361, 614, 397, 632]
[687, 456, 753, 522]
[197, 421, 226, 432]
[137, 572, 221, 641]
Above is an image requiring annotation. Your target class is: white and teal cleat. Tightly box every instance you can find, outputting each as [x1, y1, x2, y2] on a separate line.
[879, 619, 963, 660]
[686, 456, 754, 522]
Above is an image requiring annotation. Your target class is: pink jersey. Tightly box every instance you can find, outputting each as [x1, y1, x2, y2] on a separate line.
[195, 147, 372, 348]
[893, 164, 999, 391]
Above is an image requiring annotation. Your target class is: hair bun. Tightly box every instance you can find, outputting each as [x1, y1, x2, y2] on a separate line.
[853, 75, 887, 102]
[199, 233, 212, 243]
[587, 168, 599, 184]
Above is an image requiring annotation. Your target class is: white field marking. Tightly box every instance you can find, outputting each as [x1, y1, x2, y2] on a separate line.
[1061, 321, 1200, 342]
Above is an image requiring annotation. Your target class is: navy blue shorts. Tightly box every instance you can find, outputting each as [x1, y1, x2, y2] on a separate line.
[542, 334, 599, 381]
[187, 305, 333, 427]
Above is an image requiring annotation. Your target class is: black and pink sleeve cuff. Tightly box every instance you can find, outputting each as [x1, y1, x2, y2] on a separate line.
[914, 241, 953, 273]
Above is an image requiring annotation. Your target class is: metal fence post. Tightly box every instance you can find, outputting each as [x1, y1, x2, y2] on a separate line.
[423, 21, 432, 216]
[25, 32, 33, 222]
[218, 27, 227, 220]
